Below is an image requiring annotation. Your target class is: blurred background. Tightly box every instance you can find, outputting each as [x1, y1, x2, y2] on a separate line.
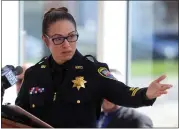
[2, 1, 178, 127]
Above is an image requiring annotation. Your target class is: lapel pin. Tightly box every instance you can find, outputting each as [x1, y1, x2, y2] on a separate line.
[75, 66, 83, 69]
[41, 65, 46, 68]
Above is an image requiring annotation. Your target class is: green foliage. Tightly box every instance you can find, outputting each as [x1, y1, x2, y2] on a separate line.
[131, 60, 178, 76]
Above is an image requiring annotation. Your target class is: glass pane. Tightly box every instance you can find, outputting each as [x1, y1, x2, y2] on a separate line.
[20, 1, 98, 64]
[21, 1, 46, 63]
[128, 1, 178, 127]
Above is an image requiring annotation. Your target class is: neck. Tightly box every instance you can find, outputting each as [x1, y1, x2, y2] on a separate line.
[55, 59, 66, 65]
[52, 56, 67, 65]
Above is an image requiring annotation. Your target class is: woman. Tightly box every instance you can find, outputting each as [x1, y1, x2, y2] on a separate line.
[15, 7, 172, 128]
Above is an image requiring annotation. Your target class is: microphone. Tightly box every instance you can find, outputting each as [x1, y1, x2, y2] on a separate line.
[13, 66, 23, 76]
[1, 65, 23, 90]
[1, 65, 23, 104]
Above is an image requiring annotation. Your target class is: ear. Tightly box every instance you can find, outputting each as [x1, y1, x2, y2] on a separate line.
[42, 35, 49, 47]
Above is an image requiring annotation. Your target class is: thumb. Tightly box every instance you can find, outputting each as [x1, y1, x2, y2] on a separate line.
[154, 74, 166, 83]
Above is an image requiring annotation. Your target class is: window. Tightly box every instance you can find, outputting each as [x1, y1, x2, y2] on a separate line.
[19, 1, 98, 64]
[128, 1, 178, 127]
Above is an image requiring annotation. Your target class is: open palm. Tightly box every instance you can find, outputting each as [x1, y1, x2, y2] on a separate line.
[146, 75, 172, 100]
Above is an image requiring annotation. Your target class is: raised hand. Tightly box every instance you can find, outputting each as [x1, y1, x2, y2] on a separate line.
[146, 75, 172, 100]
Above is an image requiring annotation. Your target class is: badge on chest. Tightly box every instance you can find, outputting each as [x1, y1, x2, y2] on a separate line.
[72, 76, 87, 91]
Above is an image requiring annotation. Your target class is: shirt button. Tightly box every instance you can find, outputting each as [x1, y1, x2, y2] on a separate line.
[32, 104, 35, 108]
[77, 100, 80, 104]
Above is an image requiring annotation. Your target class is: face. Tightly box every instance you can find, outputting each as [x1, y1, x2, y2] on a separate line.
[102, 99, 116, 112]
[42, 20, 77, 64]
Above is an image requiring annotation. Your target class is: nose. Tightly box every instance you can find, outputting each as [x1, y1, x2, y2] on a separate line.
[62, 39, 70, 48]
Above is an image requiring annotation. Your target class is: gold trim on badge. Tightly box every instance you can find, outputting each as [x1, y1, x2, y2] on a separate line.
[98, 67, 108, 78]
[98, 67, 116, 80]
[72, 76, 87, 91]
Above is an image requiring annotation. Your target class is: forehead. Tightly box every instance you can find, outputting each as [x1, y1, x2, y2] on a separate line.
[48, 20, 75, 36]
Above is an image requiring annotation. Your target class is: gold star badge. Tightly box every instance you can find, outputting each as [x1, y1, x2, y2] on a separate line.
[72, 76, 87, 91]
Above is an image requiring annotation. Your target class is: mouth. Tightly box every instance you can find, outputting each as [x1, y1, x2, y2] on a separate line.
[62, 51, 72, 55]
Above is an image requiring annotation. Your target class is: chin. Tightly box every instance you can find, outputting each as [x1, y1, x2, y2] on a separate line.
[64, 55, 73, 61]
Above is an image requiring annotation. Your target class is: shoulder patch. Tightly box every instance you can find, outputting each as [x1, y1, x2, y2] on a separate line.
[98, 67, 117, 80]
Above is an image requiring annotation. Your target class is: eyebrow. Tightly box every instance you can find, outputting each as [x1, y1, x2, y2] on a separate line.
[51, 31, 77, 37]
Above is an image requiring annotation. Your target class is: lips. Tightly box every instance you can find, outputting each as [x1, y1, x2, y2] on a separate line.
[62, 51, 72, 55]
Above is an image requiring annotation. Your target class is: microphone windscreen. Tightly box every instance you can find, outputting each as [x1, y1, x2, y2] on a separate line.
[15, 66, 23, 75]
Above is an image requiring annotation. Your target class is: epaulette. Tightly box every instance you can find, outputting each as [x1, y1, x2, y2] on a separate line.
[37, 56, 48, 65]
[85, 57, 118, 81]
[84, 55, 108, 69]
[84, 55, 98, 64]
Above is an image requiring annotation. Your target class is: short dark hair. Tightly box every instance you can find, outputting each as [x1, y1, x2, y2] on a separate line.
[42, 7, 77, 35]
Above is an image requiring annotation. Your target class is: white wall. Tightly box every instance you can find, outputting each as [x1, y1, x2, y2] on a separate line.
[2, 1, 19, 104]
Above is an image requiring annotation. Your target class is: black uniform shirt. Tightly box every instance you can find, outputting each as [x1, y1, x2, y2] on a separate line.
[51, 56, 65, 91]
[15, 50, 156, 128]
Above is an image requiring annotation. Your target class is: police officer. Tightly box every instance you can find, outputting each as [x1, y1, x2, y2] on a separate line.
[15, 7, 172, 128]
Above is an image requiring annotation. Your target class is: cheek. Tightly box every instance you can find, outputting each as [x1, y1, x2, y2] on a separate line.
[48, 45, 59, 54]
[71, 42, 77, 51]
[48, 45, 54, 53]
[48, 42, 76, 55]
[47, 42, 53, 50]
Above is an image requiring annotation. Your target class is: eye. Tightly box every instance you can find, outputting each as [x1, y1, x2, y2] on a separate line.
[68, 34, 78, 40]
[53, 37, 64, 42]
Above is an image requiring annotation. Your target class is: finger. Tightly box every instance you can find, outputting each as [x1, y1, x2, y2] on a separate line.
[156, 91, 168, 97]
[160, 84, 172, 91]
[156, 93, 162, 97]
[159, 90, 168, 94]
[155, 74, 167, 83]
